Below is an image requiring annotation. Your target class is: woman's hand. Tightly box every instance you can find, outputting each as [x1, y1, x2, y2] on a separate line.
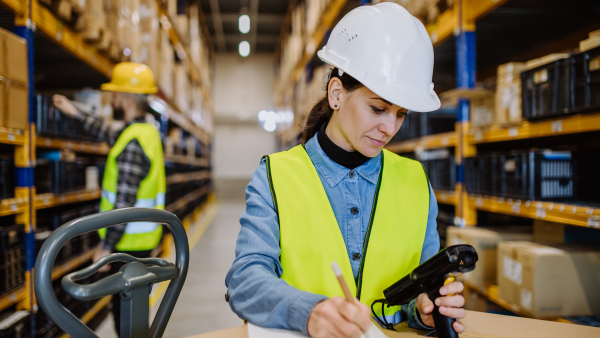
[307, 297, 372, 338]
[52, 95, 79, 117]
[415, 281, 466, 333]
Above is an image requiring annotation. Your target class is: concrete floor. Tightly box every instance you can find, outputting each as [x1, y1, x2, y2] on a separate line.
[96, 200, 244, 337]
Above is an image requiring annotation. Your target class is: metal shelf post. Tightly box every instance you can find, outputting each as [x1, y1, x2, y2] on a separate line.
[455, 0, 477, 227]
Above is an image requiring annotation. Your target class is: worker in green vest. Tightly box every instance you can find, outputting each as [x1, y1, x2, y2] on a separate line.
[52, 62, 165, 336]
[226, 3, 466, 338]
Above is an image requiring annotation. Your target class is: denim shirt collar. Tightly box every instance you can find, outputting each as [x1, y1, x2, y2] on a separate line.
[304, 132, 381, 187]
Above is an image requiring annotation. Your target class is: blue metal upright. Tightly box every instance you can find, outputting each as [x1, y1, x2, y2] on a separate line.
[455, 0, 477, 227]
[14, 1, 36, 335]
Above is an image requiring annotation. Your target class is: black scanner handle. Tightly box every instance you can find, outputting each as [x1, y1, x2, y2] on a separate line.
[429, 288, 458, 338]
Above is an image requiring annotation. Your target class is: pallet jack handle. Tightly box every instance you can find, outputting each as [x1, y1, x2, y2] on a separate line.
[34, 208, 190, 338]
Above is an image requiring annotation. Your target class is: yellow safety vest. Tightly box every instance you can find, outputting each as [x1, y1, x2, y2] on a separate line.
[99, 123, 166, 251]
[265, 145, 429, 316]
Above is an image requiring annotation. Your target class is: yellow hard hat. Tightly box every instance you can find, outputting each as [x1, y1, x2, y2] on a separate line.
[101, 62, 158, 94]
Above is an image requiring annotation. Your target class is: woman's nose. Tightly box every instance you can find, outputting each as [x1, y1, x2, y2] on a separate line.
[379, 114, 397, 137]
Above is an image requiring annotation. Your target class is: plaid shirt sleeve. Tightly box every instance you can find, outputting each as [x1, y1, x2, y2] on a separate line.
[101, 138, 152, 251]
[74, 111, 117, 145]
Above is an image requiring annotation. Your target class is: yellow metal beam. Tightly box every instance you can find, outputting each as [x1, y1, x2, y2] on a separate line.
[36, 137, 110, 155]
[468, 194, 600, 229]
[469, 113, 600, 144]
[35, 189, 101, 209]
[51, 248, 97, 281]
[0, 286, 27, 312]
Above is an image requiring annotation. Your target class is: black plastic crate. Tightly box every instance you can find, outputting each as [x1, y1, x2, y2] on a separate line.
[465, 155, 492, 195]
[0, 225, 24, 259]
[414, 107, 457, 137]
[522, 58, 572, 120]
[34, 160, 62, 195]
[0, 158, 14, 200]
[574, 148, 600, 204]
[0, 247, 25, 296]
[571, 46, 600, 113]
[422, 157, 455, 191]
[0, 311, 31, 338]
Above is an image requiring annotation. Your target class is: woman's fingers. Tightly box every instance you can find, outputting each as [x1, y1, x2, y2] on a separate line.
[417, 293, 434, 315]
[453, 320, 465, 333]
[335, 298, 372, 332]
[438, 306, 466, 319]
[435, 295, 465, 308]
[439, 281, 464, 296]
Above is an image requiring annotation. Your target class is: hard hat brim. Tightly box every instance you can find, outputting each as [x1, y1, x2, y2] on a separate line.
[101, 83, 158, 94]
[319, 51, 441, 113]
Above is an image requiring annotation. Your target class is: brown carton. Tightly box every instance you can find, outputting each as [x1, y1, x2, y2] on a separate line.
[0, 83, 28, 130]
[497, 241, 600, 318]
[533, 219, 565, 243]
[0, 29, 28, 84]
[447, 226, 532, 292]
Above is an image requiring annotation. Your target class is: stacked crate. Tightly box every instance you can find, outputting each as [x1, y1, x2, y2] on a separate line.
[495, 62, 526, 125]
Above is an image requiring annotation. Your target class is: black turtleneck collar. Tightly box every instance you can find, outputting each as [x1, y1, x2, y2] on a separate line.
[317, 123, 369, 170]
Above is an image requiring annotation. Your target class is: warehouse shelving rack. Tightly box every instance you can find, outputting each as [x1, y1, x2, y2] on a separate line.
[0, 0, 216, 334]
[381, 0, 600, 322]
[274, 0, 600, 325]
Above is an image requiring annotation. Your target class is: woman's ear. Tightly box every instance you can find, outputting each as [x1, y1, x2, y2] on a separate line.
[328, 77, 343, 110]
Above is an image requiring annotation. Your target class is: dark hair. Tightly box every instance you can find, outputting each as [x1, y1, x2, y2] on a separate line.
[300, 67, 363, 143]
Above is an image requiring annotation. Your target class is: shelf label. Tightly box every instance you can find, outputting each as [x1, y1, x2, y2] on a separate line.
[442, 137, 449, 146]
[45, 138, 50, 145]
[512, 204, 521, 214]
[536, 208, 546, 219]
[8, 134, 14, 141]
[60, 196, 66, 202]
[509, 128, 518, 137]
[10, 203, 16, 212]
[476, 197, 483, 207]
[588, 216, 600, 228]
[9, 293, 16, 302]
[551, 121, 563, 133]
[475, 131, 483, 141]
[67, 141, 72, 148]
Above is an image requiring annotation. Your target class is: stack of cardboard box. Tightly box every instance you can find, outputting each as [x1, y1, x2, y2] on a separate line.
[495, 62, 526, 125]
[175, 64, 191, 114]
[137, 0, 160, 76]
[0, 29, 28, 131]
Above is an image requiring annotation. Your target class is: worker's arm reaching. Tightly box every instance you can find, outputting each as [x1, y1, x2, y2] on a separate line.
[52, 95, 118, 145]
[225, 159, 441, 335]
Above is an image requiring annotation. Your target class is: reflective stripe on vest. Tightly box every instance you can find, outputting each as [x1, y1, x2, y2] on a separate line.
[265, 145, 429, 317]
[99, 123, 166, 251]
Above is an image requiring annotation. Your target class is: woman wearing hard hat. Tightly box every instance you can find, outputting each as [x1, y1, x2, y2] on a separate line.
[226, 3, 465, 337]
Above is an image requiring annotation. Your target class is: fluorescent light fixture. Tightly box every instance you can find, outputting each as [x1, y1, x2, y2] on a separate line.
[239, 41, 250, 57]
[239, 15, 250, 34]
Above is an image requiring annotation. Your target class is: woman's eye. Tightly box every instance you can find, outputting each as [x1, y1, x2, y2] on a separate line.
[398, 111, 408, 117]
[371, 106, 385, 114]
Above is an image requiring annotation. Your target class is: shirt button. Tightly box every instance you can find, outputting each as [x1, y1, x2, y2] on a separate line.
[351, 207, 359, 215]
[352, 252, 361, 261]
[348, 170, 356, 178]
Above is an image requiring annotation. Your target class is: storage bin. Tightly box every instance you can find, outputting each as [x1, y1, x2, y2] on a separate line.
[0, 311, 31, 338]
[422, 157, 455, 191]
[0, 247, 25, 296]
[0, 158, 14, 200]
[571, 46, 600, 113]
[521, 58, 572, 120]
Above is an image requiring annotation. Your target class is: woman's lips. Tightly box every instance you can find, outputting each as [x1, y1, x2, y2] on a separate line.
[368, 137, 386, 147]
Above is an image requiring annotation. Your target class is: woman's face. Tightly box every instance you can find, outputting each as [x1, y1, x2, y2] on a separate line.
[328, 79, 408, 158]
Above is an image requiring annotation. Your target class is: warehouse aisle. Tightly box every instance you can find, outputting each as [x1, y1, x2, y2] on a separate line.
[96, 200, 244, 338]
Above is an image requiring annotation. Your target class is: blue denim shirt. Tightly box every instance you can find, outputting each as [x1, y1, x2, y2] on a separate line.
[225, 133, 440, 334]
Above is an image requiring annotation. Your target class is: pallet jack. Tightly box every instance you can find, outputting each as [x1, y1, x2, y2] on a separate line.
[34, 208, 189, 338]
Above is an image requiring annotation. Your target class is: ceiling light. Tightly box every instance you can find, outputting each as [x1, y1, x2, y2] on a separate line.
[239, 41, 250, 57]
[239, 14, 250, 34]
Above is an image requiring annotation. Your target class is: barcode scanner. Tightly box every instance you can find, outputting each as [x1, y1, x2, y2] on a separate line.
[371, 245, 478, 338]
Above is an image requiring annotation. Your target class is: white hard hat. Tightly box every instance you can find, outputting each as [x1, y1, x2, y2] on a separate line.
[317, 2, 440, 112]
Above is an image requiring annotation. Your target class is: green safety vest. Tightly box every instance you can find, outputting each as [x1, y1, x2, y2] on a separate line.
[99, 123, 166, 251]
[265, 145, 429, 317]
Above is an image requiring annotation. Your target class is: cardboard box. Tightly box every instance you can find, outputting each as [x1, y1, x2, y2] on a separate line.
[470, 91, 495, 128]
[0, 84, 28, 130]
[533, 220, 565, 243]
[498, 241, 600, 318]
[447, 226, 532, 291]
[0, 29, 28, 84]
